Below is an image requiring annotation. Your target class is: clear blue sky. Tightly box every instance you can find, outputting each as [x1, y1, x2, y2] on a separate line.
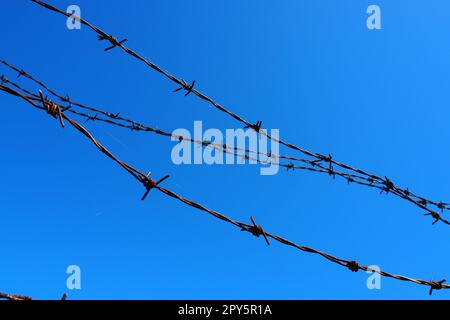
[2, 0, 450, 300]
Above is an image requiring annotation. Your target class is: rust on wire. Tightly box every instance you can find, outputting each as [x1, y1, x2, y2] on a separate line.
[38, 90, 65, 128]
[0, 292, 68, 300]
[0, 291, 33, 301]
[429, 279, 446, 296]
[241, 216, 270, 246]
[141, 173, 170, 201]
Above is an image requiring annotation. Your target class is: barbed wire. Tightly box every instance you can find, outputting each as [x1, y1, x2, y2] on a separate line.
[0, 292, 67, 301]
[0, 82, 448, 295]
[0, 63, 387, 179]
[1, 59, 449, 227]
[0, 292, 33, 301]
[0, 74, 336, 175]
[30, 0, 450, 227]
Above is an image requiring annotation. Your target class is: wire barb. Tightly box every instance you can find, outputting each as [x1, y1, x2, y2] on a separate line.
[38, 90, 65, 128]
[381, 176, 394, 195]
[0, 75, 8, 85]
[286, 162, 295, 171]
[173, 79, 196, 96]
[97, 34, 127, 52]
[84, 113, 99, 123]
[241, 216, 270, 246]
[424, 211, 441, 225]
[346, 260, 360, 272]
[141, 174, 170, 201]
[244, 120, 263, 133]
[17, 69, 27, 78]
[429, 279, 446, 295]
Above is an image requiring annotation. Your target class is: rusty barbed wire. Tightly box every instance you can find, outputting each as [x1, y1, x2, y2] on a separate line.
[0, 292, 33, 301]
[1, 82, 448, 295]
[0, 73, 330, 175]
[0, 292, 67, 301]
[1, 59, 449, 227]
[0, 64, 374, 177]
[0, 60, 316, 165]
[30, 0, 450, 226]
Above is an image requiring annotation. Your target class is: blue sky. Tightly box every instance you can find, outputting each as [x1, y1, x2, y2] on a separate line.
[1, 0, 450, 299]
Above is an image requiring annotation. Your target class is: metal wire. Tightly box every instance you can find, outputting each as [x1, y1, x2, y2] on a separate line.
[0, 292, 67, 300]
[0, 82, 448, 295]
[1, 59, 448, 226]
[0, 292, 33, 301]
[30, 0, 450, 226]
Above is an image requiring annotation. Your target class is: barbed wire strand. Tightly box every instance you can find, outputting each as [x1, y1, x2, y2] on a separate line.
[0, 76, 338, 177]
[0, 292, 33, 301]
[0, 292, 67, 301]
[30, 0, 450, 226]
[0, 60, 324, 166]
[1, 59, 449, 227]
[0, 83, 448, 295]
[0, 67, 393, 185]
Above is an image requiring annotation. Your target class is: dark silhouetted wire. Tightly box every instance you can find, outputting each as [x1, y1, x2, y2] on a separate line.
[2, 58, 448, 226]
[0, 81, 448, 295]
[30, 0, 450, 226]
